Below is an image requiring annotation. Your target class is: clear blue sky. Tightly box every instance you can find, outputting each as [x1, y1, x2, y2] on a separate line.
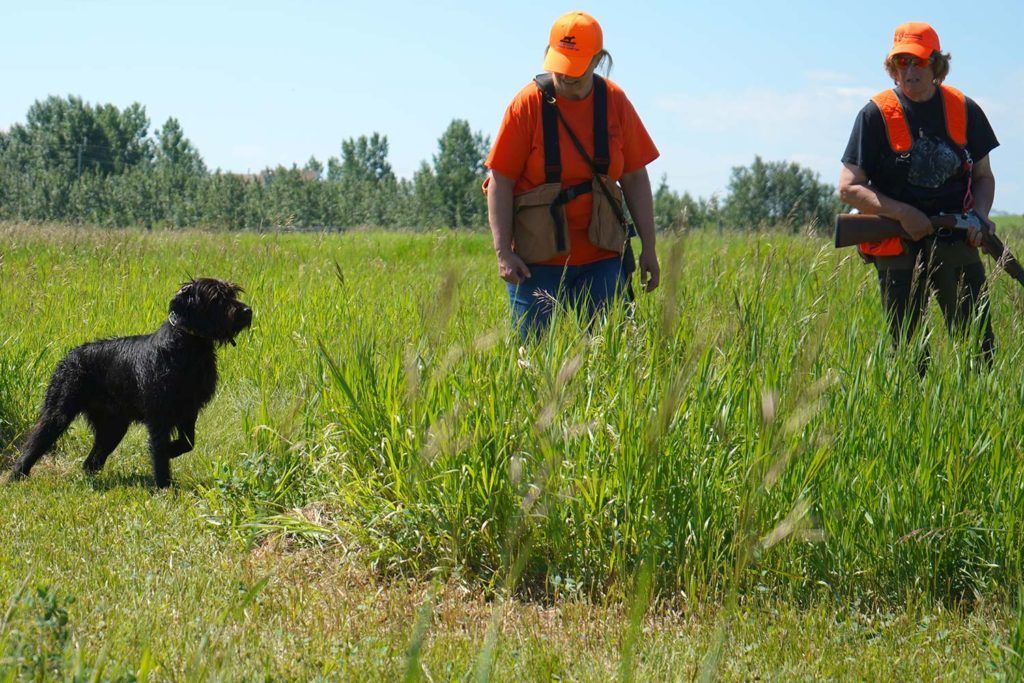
[3, 0, 1022, 211]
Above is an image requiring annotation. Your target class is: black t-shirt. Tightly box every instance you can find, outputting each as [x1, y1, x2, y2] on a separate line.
[842, 87, 999, 214]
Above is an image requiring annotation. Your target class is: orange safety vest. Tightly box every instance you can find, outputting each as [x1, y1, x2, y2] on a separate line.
[859, 85, 968, 257]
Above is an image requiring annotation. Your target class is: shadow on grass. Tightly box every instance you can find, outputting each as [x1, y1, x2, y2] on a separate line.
[1, 455, 210, 493]
[83, 470, 161, 492]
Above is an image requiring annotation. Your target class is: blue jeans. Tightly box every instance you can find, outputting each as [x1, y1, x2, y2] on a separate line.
[507, 256, 626, 338]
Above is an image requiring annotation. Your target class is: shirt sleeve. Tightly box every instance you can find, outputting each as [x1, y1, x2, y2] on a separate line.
[841, 103, 882, 175]
[618, 94, 659, 174]
[965, 97, 999, 162]
[485, 90, 535, 181]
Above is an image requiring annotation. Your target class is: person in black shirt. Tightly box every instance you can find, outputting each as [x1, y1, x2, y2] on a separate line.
[839, 22, 999, 370]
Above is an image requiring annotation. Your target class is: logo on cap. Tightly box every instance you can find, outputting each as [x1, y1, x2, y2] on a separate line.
[558, 35, 578, 51]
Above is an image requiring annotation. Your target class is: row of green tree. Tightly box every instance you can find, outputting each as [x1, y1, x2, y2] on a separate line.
[0, 96, 840, 231]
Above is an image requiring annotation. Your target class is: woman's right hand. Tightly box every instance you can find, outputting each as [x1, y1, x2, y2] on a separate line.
[839, 165, 935, 242]
[897, 205, 935, 241]
[497, 249, 531, 285]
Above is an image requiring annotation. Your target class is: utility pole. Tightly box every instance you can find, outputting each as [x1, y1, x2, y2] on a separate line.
[77, 136, 86, 177]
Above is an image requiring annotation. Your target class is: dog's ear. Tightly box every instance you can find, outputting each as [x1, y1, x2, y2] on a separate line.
[169, 281, 196, 317]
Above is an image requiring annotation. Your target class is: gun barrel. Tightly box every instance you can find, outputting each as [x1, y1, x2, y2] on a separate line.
[981, 232, 1024, 288]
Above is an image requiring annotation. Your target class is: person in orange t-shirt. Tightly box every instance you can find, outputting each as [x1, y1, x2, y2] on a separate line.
[485, 10, 660, 337]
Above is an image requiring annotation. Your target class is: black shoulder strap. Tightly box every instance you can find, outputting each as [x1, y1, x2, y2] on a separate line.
[534, 74, 612, 180]
[534, 73, 561, 183]
[592, 75, 609, 175]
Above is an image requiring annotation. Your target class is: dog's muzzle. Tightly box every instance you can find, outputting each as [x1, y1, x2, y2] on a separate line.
[229, 306, 253, 346]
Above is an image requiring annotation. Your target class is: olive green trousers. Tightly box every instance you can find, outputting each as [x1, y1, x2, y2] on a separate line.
[873, 238, 995, 370]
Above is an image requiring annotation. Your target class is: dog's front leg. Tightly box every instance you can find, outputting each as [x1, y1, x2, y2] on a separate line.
[147, 426, 175, 488]
[169, 417, 197, 459]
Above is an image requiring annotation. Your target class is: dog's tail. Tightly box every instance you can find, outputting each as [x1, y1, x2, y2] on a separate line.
[12, 410, 75, 475]
[10, 358, 85, 477]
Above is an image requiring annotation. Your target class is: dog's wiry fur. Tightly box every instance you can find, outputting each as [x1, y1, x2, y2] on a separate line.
[11, 278, 251, 488]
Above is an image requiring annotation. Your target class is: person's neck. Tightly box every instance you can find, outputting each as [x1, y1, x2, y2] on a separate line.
[902, 83, 938, 103]
[555, 78, 594, 101]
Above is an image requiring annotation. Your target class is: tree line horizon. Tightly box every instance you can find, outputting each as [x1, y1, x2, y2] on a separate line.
[0, 95, 841, 232]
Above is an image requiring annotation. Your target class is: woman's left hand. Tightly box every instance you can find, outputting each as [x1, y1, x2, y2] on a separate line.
[639, 248, 660, 292]
[968, 213, 996, 248]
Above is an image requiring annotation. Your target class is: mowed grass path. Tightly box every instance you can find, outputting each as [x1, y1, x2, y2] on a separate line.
[1, 223, 1022, 679]
[1, 473, 1006, 680]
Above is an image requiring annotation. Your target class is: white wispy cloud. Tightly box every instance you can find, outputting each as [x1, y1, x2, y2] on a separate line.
[832, 87, 876, 99]
[654, 84, 874, 136]
[803, 70, 857, 83]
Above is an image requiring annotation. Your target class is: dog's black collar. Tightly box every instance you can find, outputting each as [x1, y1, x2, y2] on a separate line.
[168, 311, 206, 338]
[168, 313, 234, 348]
[168, 312, 236, 346]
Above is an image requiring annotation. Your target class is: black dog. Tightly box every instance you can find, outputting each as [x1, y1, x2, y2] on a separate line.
[11, 278, 252, 488]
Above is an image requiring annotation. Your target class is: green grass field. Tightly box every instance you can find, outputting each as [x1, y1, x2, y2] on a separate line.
[2, 221, 1024, 680]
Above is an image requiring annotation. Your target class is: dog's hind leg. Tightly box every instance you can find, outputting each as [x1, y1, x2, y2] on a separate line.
[169, 416, 197, 459]
[82, 417, 129, 474]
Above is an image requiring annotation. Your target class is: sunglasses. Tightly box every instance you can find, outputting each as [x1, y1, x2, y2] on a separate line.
[891, 54, 931, 69]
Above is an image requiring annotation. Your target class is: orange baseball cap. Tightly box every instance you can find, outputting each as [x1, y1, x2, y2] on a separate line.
[542, 11, 603, 78]
[887, 22, 941, 61]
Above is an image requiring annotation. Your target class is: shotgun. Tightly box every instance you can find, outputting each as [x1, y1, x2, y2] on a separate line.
[834, 211, 1024, 289]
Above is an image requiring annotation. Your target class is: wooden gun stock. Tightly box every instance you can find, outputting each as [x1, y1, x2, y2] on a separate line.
[834, 214, 903, 248]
